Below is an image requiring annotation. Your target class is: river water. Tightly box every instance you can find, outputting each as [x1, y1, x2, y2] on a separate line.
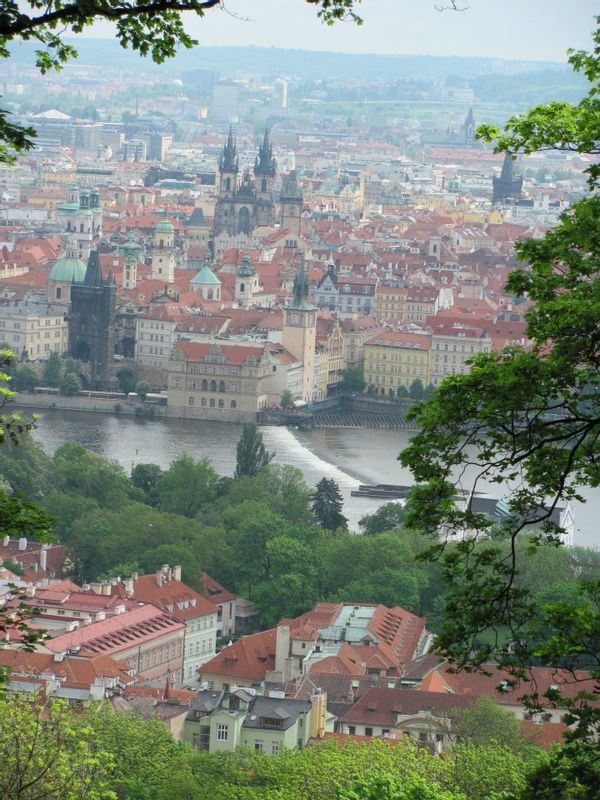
[30, 410, 599, 547]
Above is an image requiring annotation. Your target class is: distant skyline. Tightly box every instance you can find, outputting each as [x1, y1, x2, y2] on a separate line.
[85, 0, 597, 62]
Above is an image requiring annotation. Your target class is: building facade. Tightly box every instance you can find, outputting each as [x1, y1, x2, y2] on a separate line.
[213, 129, 276, 238]
[364, 331, 432, 397]
[168, 340, 273, 422]
[56, 185, 103, 261]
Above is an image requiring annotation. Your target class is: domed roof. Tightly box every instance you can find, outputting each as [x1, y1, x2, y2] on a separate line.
[48, 243, 86, 283]
[191, 265, 221, 286]
[155, 218, 174, 233]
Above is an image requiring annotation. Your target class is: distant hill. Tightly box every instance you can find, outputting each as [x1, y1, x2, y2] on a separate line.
[8, 38, 572, 82]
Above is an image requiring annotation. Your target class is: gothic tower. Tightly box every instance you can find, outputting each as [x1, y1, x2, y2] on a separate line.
[464, 108, 475, 144]
[254, 127, 276, 203]
[69, 250, 116, 388]
[282, 258, 316, 403]
[150, 218, 176, 283]
[280, 170, 303, 240]
[492, 154, 523, 204]
[218, 126, 239, 198]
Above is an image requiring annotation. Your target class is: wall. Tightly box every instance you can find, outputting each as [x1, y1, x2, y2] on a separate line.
[15, 393, 167, 418]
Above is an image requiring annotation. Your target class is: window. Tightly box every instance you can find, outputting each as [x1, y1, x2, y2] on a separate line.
[217, 723, 229, 741]
[202, 379, 208, 390]
[201, 397, 207, 407]
[210, 380, 216, 392]
[218, 399, 224, 408]
[271, 741, 280, 754]
[364, 727, 373, 737]
[254, 740, 263, 752]
[230, 400, 237, 409]
[55, 286, 62, 300]
[219, 380, 225, 392]
[348, 726, 356, 735]
[210, 399, 215, 408]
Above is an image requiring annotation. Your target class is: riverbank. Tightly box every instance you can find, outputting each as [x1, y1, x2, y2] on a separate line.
[15, 393, 167, 419]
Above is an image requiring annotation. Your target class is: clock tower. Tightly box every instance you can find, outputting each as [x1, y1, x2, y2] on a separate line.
[282, 259, 316, 403]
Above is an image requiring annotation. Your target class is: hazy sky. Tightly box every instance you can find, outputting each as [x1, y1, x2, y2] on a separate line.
[88, 0, 597, 61]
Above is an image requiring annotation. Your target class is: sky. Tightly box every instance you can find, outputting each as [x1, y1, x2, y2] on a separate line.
[87, 0, 597, 62]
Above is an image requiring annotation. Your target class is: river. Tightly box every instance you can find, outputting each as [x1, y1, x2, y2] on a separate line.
[30, 409, 599, 547]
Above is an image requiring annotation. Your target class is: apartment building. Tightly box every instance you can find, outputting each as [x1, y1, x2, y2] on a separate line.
[0, 297, 68, 359]
[430, 323, 492, 385]
[373, 286, 438, 324]
[364, 331, 432, 397]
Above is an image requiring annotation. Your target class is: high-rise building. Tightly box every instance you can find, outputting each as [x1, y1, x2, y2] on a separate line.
[273, 79, 288, 109]
[212, 81, 240, 120]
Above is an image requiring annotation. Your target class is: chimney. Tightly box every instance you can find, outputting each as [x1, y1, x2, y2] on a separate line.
[156, 570, 163, 588]
[124, 577, 134, 596]
[18, 537, 27, 551]
[173, 565, 181, 582]
[102, 583, 112, 596]
[40, 545, 48, 572]
[2, 535, 9, 546]
[24, 586, 35, 598]
[275, 625, 291, 676]
[53, 651, 66, 662]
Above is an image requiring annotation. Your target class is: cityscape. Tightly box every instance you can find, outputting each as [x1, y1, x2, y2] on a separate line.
[0, 2, 598, 799]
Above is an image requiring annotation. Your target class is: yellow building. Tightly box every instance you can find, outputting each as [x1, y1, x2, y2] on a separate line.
[316, 316, 345, 393]
[167, 341, 273, 422]
[0, 298, 69, 360]
[364, 330, 432, 398]
[374, 287, 438, 324]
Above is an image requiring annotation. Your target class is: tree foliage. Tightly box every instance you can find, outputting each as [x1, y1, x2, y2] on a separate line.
[311, 477, 347, 530]
[400, 21, 600, 739]
[234, 422, 273, 479]
[339, 367, 366, 394]
[0, 696, 115, 800]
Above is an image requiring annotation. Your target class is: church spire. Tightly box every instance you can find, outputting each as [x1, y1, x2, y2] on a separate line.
[290, 258, 315, 310]
[219, 126, 238, 173]
[83, 249, 103, 287]
[254, 126, 276, 176]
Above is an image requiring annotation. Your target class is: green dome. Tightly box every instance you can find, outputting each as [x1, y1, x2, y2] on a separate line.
[49, 249, 86, 283]
[191, 265, 221, 286]
[155, 218, 174, 233]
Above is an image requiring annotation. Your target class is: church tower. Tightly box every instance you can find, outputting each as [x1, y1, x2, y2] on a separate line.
[150, 219, 176, 283]
[235, 254, 259, 306]
[282, 258, 316, 403]
[464, 108, 475, 144]
[119, 235, 142, 290]
[254, 127, 276, 203]
[218, 126, 239, 198]
[280, 170, 303, 240]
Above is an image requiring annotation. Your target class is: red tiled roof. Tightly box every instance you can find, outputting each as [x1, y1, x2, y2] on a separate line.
[174, 340, 265, 365]
[201, 629, 276, 681]
[340, 687, 473, 727]
[46, 604, 185, 656]
[117, 573, 217, 622]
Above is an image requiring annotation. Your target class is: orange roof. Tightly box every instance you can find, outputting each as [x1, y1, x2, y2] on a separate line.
[201, 628, 276, 681]
[0, 650, 134, 690]
[113, 572, 217, 622]
[174, 341, 265, 365]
